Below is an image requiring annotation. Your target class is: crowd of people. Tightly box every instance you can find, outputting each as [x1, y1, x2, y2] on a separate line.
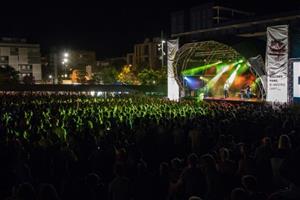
[0, 93, 300, 200]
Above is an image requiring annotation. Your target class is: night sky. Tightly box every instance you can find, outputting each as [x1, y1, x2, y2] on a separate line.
[0, 0, 299, 58]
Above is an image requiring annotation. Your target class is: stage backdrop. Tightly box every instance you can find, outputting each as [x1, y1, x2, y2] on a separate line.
[167, 39, 180, 101]
[266, 25, 289, 103]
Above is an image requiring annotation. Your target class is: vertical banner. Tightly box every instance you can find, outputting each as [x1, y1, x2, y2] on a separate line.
[266, 25, 289, 103]
[167, 39, 180, 101]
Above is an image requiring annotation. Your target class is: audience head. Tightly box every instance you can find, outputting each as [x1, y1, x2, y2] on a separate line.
[231, 188, 248, 200]
[171, 157, 182, 170]
[159, 162, 169, 176]
[218, 134, 226, 146]
[188, 196, 203, 200]
[116, 148, 127, 162]
[219, 147, 230, 161]
[37, 184, 59, 200]
[114, 163, 126, 177]
[16, 183, 36, 200]
[262, 137, 271, 146]
[200, 154, 216, 173]
[278, 134, 291, 149]
[242, 175, 257, 192]
[238, 143, 249, 157]
[226, 134, 234, 145]
[187, 153, 199, 167]
[85, 173, 100, 187]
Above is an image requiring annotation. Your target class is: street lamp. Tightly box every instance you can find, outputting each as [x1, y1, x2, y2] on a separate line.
[161, 40, 166, 67]
[63, 58, 68, 63]
[49, 74, 53, 84]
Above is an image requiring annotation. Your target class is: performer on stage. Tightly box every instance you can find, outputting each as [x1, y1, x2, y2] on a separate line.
[245, 85, 251, 99]
[240, 88, 244, 99]
[224, 82, 229, 98]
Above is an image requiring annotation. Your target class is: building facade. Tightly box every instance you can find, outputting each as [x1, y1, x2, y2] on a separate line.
[66, 50, 96, 71]
[0, 38, 42, 81]
[171, 2, 254, 36]
[127, 38, 162, 70]
[96, 56, 126, 70]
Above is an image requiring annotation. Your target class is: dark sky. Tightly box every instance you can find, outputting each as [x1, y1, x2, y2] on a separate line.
[0, 0, 299, 59]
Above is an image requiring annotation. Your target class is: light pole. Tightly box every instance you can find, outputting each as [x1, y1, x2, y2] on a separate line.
[161, 40, 166, 68]
[158, 31, 166, 68]
[62, 52, 69, 79]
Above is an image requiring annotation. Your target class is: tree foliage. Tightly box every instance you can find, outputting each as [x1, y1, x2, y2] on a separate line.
[23, 74, 35, 85]
[117, 65, 140, 85]
[70, 70, 88, 84]
[0, 65, 19, 84]
[92, 66, 118, 84]
[137, 68, 166, 85]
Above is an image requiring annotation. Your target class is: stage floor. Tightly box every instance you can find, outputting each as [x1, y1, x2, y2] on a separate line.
[204, 96, 264, 103]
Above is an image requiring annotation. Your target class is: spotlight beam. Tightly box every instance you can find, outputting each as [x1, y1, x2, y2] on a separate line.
[224, 64, 242, 88]
[182, 61, 222, 76]
[205, 64, 231, 90]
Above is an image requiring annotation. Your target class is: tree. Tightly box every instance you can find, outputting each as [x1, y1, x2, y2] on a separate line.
[77, 70, 87, 83]
[71, 69, 88, 84]
[92, 66, 118, 84]
[23, 74, 35, 85]
[117, 65, 140, 85]
[110, 59, 126, 71]
[137, 68, 166, 85]
[0, 65, 19, 84]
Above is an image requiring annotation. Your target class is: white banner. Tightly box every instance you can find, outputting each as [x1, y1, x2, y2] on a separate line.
[266, 25, 289, 103]
[167, 39, 180, 101]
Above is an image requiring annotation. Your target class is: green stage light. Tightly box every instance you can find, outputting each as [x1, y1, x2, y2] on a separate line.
[237, 63, 250, 75]
[181, 61, 222, 76]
